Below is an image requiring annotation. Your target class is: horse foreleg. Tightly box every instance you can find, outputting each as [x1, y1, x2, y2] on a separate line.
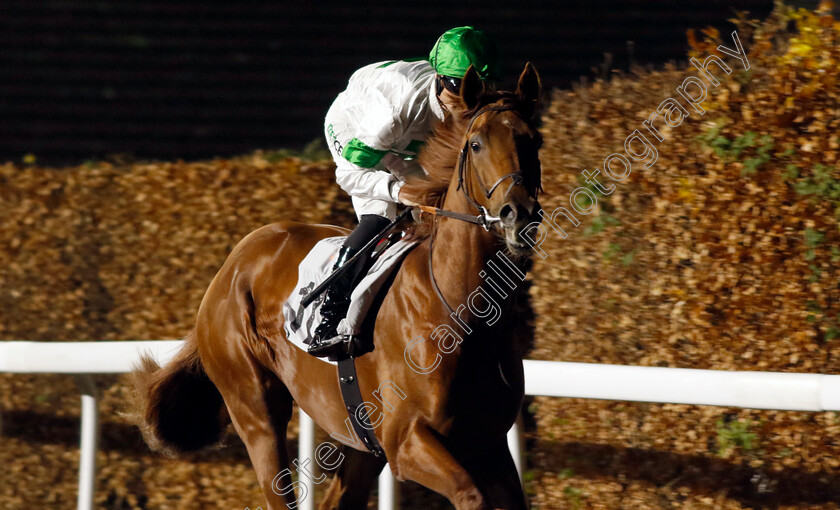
[393, 421, 488, 510]
[467, 438, 527, 510]
[320, 445, 386, 510]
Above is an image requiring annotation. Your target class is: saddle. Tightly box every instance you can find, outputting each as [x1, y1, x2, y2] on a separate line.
[282, 230, 417, 358]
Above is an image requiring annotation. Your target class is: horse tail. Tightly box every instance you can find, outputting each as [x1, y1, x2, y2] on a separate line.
[124, 329, 229, 456]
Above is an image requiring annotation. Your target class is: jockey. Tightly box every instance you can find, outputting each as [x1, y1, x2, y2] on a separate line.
[308, 26, 501, 358]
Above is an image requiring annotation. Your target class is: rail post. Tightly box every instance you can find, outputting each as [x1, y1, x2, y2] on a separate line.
[73, 374, 99, 510]
[507, 412, 525, 481]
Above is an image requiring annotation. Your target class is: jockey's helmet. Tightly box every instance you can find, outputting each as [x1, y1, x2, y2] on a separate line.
[429, 26, 500, 91]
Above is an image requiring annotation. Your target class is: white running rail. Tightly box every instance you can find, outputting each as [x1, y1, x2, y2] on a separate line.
[3, 340, 840, 510]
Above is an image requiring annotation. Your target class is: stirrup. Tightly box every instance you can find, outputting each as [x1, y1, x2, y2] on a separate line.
[307, 333, 350, 359]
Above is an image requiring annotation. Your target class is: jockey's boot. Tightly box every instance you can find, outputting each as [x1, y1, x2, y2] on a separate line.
[307, 245, 366, 358]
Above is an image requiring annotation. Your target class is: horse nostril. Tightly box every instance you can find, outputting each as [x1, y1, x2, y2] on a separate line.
[499, 204, 517, 225]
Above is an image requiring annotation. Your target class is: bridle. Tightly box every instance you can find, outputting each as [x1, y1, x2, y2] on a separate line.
[422, 101, 541, 316]
[416, 103, 536, 231]
[458, 104, 531, 223]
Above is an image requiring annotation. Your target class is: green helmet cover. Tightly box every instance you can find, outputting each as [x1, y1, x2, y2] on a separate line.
[428, 26, 500, 81]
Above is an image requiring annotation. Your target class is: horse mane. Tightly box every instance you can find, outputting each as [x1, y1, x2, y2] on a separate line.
[401, 90, 527, 238]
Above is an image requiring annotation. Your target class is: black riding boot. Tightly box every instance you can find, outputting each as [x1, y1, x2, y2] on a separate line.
[307, 214, 391, 358]
[307, 247, 362, 355]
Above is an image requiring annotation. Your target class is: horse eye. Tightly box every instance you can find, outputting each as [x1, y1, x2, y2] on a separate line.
[470, 141, 481, 152]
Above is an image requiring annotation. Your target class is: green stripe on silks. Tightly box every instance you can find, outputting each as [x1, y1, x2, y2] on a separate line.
[343, 138, 388, 168]
[405, 140, 424, 154]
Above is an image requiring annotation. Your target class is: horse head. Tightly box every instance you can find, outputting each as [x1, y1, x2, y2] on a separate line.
[455, 62, 543, 256]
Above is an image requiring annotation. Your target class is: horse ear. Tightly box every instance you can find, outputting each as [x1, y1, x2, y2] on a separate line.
[459, 65, 484, 110]
[516, 62, 541, 114]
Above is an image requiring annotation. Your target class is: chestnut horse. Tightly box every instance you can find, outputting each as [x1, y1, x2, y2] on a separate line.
[128, 63, 543, 509]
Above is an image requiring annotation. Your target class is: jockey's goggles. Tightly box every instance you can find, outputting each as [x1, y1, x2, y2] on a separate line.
[438, 75, 463, 94]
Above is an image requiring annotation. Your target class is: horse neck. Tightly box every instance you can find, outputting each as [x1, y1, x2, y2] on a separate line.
[429, 181, 526, 333]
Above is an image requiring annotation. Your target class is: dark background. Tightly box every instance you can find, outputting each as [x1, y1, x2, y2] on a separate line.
[0, 0, 783, 165]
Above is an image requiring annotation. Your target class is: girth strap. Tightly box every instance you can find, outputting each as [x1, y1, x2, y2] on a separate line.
[337, 356, 386, 458]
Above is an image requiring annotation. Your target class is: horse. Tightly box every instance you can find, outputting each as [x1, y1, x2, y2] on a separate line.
[127, 62, 543, 510]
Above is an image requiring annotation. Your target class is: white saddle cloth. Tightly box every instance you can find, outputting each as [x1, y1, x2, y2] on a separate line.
[282, 236, 418, 362]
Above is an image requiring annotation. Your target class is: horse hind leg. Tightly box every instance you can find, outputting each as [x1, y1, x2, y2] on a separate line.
[203, 346, 298, 510]
[320, 445, 386, 509]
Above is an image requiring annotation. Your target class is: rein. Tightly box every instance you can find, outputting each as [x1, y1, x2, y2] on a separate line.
[415, 204, 500, 231]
